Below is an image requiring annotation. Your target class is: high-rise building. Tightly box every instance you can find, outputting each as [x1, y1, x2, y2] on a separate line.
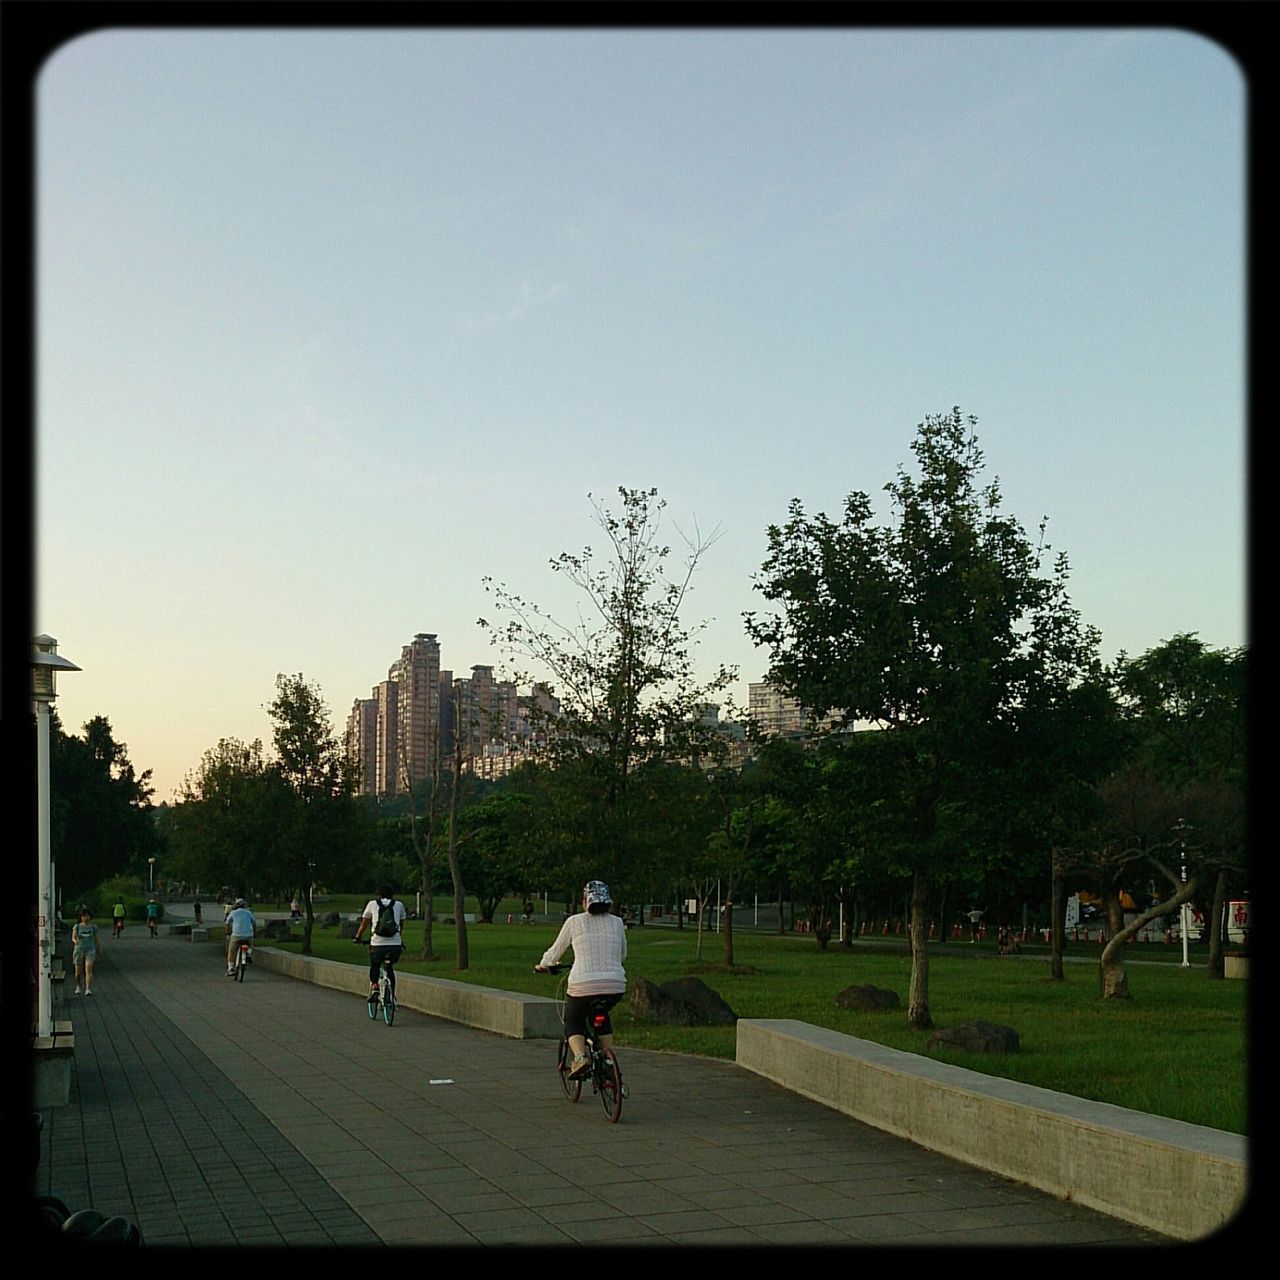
[374, 679, 399, 797]
[391, 633, 451, 791]
[453, 664, 518, 763]
[747, 679, 837, 740]
[344, 697, 379, 796]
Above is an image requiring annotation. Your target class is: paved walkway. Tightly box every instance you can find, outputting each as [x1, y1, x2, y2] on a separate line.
[35, 926, 1170, 1247]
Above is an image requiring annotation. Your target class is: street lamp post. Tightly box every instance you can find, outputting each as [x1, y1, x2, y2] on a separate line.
[1175, 818, 1192, 969]
[148, 857, 156, 894]
[32, 635, 81, 1040]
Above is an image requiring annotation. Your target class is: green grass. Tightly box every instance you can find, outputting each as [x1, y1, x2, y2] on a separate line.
[266, 916, 1248, 1135]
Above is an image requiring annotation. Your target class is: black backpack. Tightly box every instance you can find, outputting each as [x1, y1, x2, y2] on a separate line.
[374, 900, 399, 938]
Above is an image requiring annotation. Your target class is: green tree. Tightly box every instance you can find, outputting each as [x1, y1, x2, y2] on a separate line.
[748, 409, 1107, 1028]
[480, 487, 735, 901]
[1116, 635, 1247, 977]
[455, 791, 538, 922]
[267, 674, 374, 954]
[50, 712, 159, 902]
[164, 737, 288, 898]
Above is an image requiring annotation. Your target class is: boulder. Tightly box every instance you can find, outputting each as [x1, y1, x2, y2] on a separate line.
[927, 1020, 1020, 1055]
[337, 918, 359, 939]
[261, 919, 292, 940]
[319, 910, 341, 927]
[630, 975, 737, 1026]
[835, 984, 900, 1011]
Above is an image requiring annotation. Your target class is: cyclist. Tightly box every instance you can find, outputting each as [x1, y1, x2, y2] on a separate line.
[146, 897, 161, 938]
[71, 905, 104, 995]
[535, 880, 626, 1079]
[111, 896, 126, 938]
[353, 884, 406, 1001]
[225, 897, 256, 976]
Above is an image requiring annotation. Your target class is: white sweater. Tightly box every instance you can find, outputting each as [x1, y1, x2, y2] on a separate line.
[540, 911, 627, 995]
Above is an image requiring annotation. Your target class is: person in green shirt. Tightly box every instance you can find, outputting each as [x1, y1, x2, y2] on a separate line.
[146, 897, 161, 937]
[71, 906, 104, 994]
[112, 897, 126, 938]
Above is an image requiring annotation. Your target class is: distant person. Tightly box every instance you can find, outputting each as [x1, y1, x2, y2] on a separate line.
[225, 898, 256, 976]
[146, 897, 161, 938]
[193, 897, 202, 925]
[353, 884, 407, 1001]
[112, 896, 126, 938]
[535, 880, 627, 1080]
[71, 906, 104, 995]
[290, 896, 302, 922]
[522, 899, 534, 924]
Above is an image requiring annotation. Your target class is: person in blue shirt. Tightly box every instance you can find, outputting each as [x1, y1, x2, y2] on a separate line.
[225, 898, 256, 976]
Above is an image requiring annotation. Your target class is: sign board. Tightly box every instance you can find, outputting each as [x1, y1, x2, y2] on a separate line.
[1227, 900, 1250, 943]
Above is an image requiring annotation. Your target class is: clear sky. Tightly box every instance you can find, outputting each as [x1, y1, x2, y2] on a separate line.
[35, 26, 1247, 803]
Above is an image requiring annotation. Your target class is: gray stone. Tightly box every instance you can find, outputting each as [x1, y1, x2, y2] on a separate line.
[630, 975, 737, 1025]
[319, 911, 341, 927]
[835, 984, 900, 1011]
[337, 918, 359, 939]
[261, 919, 293, 940]
[926, 1020, 1020, 1055]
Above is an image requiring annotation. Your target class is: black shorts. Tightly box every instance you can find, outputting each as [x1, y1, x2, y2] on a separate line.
[563, 992, 623, 1040]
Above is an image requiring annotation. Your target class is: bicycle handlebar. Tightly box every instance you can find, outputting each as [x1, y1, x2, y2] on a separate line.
[535, 963, 564, 974]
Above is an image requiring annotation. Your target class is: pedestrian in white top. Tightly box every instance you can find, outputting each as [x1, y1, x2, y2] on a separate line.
[536, 880, 626, 1078]
[353, 885, 407, 998]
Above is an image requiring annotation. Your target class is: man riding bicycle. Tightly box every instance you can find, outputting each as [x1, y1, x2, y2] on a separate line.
[536, 880, 627, 1079]
[354, 885, 406, 999]
[225, 897, 256, 976]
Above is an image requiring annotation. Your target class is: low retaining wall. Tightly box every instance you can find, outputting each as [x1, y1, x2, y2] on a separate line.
[253, 948, 563, 1040]
[736, 1019, 1246, 1242]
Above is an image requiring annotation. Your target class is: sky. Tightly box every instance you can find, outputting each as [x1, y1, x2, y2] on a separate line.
[34, 26, 1247, 804]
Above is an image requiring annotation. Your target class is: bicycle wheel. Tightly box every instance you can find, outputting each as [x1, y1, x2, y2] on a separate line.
[596, 1048, 623, 1122]
[235, 950, 246, 982]
[367, 990, 379, 1019]
[557, 1038, 581, 1102]
[382, 982, 396, 1025]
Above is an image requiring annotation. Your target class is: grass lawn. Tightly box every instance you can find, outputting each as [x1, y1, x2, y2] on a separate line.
[266, 909, 1248, 1136]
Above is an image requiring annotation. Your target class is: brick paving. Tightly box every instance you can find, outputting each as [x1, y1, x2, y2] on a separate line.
[33, 922, 1171, 1248]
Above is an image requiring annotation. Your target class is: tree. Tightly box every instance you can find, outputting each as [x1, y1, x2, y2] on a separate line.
[748, 409, 1107, 1028]
[267, 674, 373, 954]
[455, 791, 538, 922]
[50, 712, 159, 901]
[165, 737, 288, 898]
[1116, 635, 1248, 977]
[480, 487, 735, 901]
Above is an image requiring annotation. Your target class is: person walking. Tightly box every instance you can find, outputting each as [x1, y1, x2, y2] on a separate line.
[224, 898, 256, 976]
[146, 897, 161, 937]
[71, 906, 104, 995]
[535, 880, 627, 1079]
[193, 896, 202, 925]
[353, 885, 407, 1000]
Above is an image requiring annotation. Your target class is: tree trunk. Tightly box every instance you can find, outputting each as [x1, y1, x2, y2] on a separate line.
[777, 880, 786, 934]
[1098, 898, 1130, 999]
[1206, 869, 1226, 979]
[1049, 867, 1066, 981]
[447, 745, 468, 971]
[302, 883, 314, 957]
[906, 871, 932, 1029]
[722, 881, 735, 968]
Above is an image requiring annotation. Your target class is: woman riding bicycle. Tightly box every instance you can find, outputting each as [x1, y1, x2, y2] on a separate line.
[535, 880, 626, 1079]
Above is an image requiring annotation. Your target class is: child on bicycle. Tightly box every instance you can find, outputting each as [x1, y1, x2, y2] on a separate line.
[535, 880, 627, 1079]
[354, 885, 406, 997]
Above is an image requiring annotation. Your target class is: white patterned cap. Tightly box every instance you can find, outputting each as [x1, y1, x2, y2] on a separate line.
[583, 880, 612, 907]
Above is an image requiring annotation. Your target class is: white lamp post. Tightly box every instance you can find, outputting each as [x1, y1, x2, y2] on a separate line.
[32, 635, 80, 1040]
[148, 857, 156, 893]
[1175, 818, 1192, 969]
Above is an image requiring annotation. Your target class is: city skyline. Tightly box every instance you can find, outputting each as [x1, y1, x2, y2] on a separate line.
[33, 28, 1247, 803]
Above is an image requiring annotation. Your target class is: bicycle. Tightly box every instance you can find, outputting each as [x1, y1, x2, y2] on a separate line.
[231, 938, 250, 982]
[112, 917, 125, 939]
[354, 939, 397, 1025]
[538, 964, 626, 1122]
[147, 917, 158, 939]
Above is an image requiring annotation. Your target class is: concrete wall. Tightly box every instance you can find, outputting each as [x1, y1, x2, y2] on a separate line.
[253, 948, 563, 1040]
[736, 1019, 1247, 1243]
